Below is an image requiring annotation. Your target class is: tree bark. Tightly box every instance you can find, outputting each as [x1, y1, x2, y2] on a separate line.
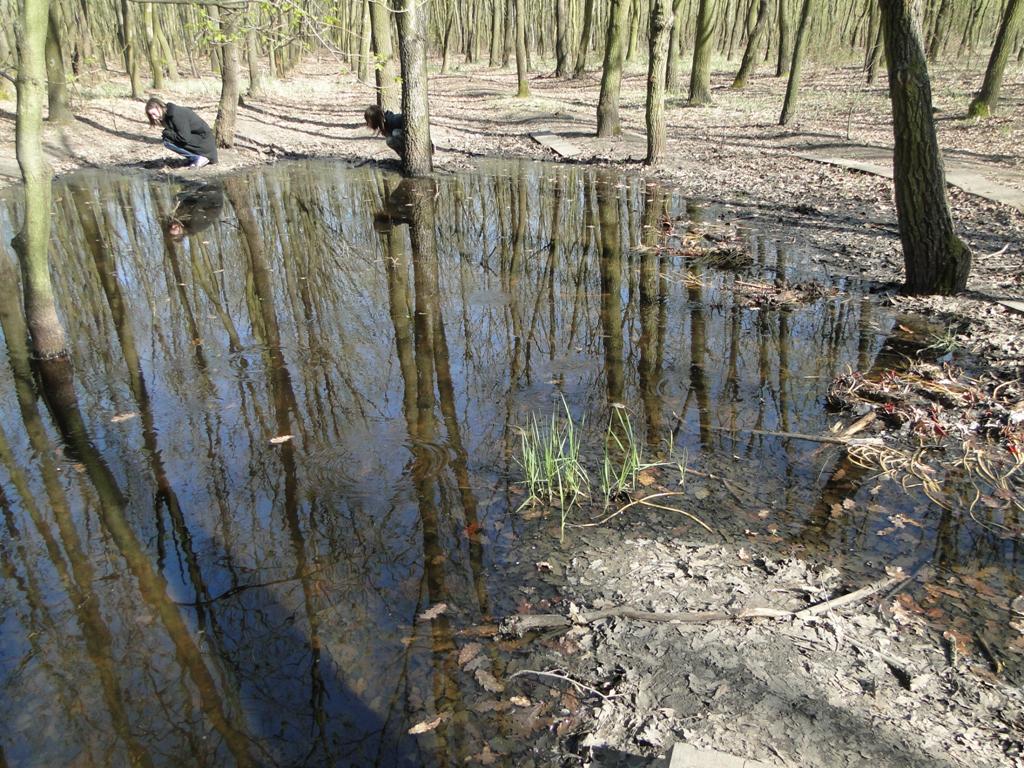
[779, 0, 815, 125]
[214, 9, 240, 148]
[732, 0, 770, 88]
[14, 0, 68, 359]
[370, 0, 400, 111]
[689, 0, 717, 104]
[555, 0, 570, 76]
[45, 5, 73, 123]
[879, 0, 971, 294]
[596, 0, 632, 135]
[489, 0, 503, 66]
[646, 0, 674, 163]
[968, 0, 1024, 117]
[393, 0, 433, 175]
[119, 0, 143, 98]
[665, 0, 686, 91]
[572, 0, 596, 77]
[776, 0, 793, 76]
[144, 1, 164, 89]
[514, 0, 530, 95]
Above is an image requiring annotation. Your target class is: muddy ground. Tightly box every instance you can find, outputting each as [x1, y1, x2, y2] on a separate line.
[2, 58, 1023, 766]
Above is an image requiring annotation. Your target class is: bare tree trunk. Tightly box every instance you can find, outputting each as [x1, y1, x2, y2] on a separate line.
[689, 0, 717, 104]
[358, 0, 372, 82]
[246, 24, 264, 98]
[879, 0, 971, 294]
[490, 0, 503, 65]
[779, 0, 815, 124]
[370, 0, 400, 111]
[144, 1, 164, 89]
[555, 0, 570, 76]
[776, 0, 793, 76]
[393, 0, 433, 175]
[14, 0, 68, 359]
[646, 0, 674, 164]
[119, 0, 143, 98]
[214, 9, 240, 148]
[573, 0, 596, 76]
[665, 0, 686, 91]
[596, 0, 632, 134]
[732, 0, 770, 88]
[515, 0, 530, 95]
[45, 5, 73, 123]
[968, 0, 1024, 116]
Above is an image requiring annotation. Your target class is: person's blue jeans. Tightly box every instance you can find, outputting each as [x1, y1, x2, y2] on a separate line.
[163, 139, 203, 164]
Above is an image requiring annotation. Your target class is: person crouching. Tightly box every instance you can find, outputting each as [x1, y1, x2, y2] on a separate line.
[145, 97, 218, 169]
[364, 105, 405, 160]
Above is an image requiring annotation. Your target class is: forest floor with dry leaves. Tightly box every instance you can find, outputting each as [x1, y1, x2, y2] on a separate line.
[3, 57, 1024, 767]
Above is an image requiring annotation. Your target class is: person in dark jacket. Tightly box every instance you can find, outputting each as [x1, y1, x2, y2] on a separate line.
[364, 104, 405, 159]
[145, 97, 218, 168]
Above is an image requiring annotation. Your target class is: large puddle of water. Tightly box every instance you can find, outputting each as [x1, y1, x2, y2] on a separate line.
[0, 159, 1019, 766]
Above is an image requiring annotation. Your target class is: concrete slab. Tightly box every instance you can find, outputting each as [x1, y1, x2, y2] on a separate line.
[667, 743, 775, 768]
[530, 131, 583, 158]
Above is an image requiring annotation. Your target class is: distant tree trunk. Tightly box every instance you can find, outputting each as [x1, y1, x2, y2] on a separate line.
[514, 0, 529, 95]
[779, 0, 815, 125]
[646, 0, 674, 164]
[732, 0, 770, 88]
[15, 0, 68, 359]
[573, 0, 596, 77]
[155, 6, 178, 80]
[45, 6, 73, 123]
[358, 0, 372, 81]
[144, 1, 164, 89]
[555, 0, 570, 76]
[665, 0, 686, 91]
[246, 26, 264, 98]
[502, 0, 513, 66]
[214, 9, 240, 148]
[393, 0, 433, 175]
[689, 0, 717, 104]
[596, 0, 631, 135]
[926, 0, 952, 61]
[625, 0, 641, 64]
[776, 0, 793, 76]
[489, 0, 503, 65]
[119, 0, 143, 98]
[370, 0, 400, 111]
[968, 0, 1024, 117]
[879, 0, 971, 294]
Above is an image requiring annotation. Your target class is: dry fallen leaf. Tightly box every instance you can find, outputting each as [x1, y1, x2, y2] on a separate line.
[419, 602, 448, 621]
[458, 642, 482, 666]
[110, 412, 138, 423]
[407, 712, 448, 735]
[509, 696, 531, 707]
[885, 565, 906, 578]
[475, 669, 505, 693]
[269, 434, 294, 445]
[637, 469, 657, 486]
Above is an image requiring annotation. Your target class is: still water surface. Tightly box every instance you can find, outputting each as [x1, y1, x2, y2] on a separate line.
[0, 160, 1018, 766]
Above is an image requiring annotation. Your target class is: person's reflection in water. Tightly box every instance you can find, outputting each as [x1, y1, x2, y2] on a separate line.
[165, 180, 225, 240]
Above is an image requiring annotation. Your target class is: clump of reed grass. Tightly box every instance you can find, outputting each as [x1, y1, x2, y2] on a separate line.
[601, 405, 644, 500]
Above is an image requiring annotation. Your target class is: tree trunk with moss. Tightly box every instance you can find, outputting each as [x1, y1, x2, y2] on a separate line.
[14, 0, 68, 359]
[779, 0, 815, 125]
[732, 0, 769, 89]
[879, 0, 971, 294]
[369, 0, 400, 111]
[688, 0, 717, 104]
[45, 5, 73, 123]
[393, 0, 433, 175]
[646, 0, 673, 164]
[572, 0, 596, 77]
[214, 9, 240, 148]
[514, 0, 529, 95]
[776, 0, 792, 76]
[968, 0, 1024, 117]
[596, 0, 631, 135]
[143, 1, 164, 89]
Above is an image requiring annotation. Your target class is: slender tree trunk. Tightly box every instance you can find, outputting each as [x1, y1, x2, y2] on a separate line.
[596, 0, 632, 134]
[689, 0, 717, 104]
[144, 2, 163, 89]
[646, 0, 674, 164]
[926, 0, 952, 60]
[866, 12, 884, 83]
[489, 0, 503, 65]
[555, 0, 570, 76]
[776, 0, 793, 76]
[393, 0, 433, 175]
[968, 0, 1024, 117]
[779, 0, 815, 125]
[625, 0, 641, 64]
[358, 0, 372, 81]
[732, 0, 770, 88]
[573, 0, 596, 76]
[14, 0, 68, 359]
[246, 25, 264, 98]
[45, 5, 73, 123]
[119, 0, 143, 98]
[665, 0, 686, 91]
[879, 0, 971, 294]
[214, 9, 240, 148]
[370, 0, 400, 111]
[514, 0, 530, 95]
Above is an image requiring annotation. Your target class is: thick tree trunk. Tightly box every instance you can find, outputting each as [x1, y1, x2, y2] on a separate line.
[732, 0, 770, 88]
[596, 0, 632, 135]
[968, 0, 1024, 117]
[514, 0, 529, 95]
[689, 0, 717, 104]
[776, 0, 793, 76]
[555, 0, 570, 76]
[779, 0, 815, 125]
[370, 0, 400, 111]
[665, 0, 686, 91]
[646, 0, 674, 164]
[45, 5, 73, 123]
[14, 0, 68, 359]
[879, 0, 971, 295]
[144, 1, 164, 89]
[393, 0, 433, 175]
[573, 0, 596, 77]
[214, 10, 240, 148]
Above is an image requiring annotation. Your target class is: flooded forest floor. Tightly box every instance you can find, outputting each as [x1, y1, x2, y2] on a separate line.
[3, 59, 1024, 766]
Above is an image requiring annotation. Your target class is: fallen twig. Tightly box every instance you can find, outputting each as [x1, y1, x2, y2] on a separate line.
[507, 668, 610, 700]
[708, 424, 884, 446]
